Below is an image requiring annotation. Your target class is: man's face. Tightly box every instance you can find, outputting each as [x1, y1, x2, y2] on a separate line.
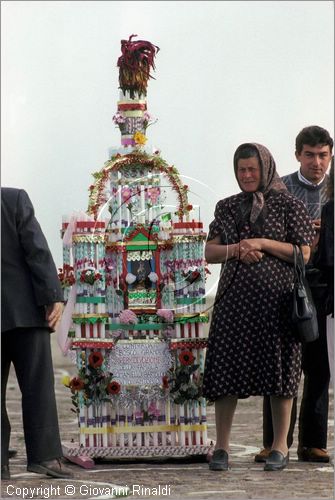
[295, 144, 332, 183]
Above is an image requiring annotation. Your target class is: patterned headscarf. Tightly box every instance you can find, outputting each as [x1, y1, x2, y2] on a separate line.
[233, 142, 287, 224]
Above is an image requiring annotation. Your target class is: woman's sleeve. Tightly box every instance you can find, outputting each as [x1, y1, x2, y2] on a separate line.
[207, 199, 227, 242]
[285, 196, 315, 246]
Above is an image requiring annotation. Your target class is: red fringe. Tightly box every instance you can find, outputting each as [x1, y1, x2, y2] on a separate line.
[117, 35, 160, 97]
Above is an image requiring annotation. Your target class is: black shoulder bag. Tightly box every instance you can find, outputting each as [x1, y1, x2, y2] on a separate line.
[292, 245, 319, 343]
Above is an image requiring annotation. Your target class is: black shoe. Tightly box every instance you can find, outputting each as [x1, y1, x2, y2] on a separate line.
[27, 459, 74, 479]
[1, 465, 10, 480]
[209, 449, 229, 471]
[8, 449, 17, 459]
[264, 450, 289, 471]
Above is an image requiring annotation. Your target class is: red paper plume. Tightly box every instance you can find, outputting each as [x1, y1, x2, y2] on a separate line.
[117, 35, 159, 97]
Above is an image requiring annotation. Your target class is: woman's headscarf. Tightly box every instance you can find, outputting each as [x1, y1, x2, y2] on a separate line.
[233, 143, 287, 229]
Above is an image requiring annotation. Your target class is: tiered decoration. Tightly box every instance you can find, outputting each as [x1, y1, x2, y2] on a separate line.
[60, 36, 211, 465]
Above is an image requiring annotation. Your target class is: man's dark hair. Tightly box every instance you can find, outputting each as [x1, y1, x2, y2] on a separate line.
[295, 125, 333, 154]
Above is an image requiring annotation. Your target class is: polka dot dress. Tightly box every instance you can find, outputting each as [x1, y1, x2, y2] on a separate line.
[202, 191, 314, 401]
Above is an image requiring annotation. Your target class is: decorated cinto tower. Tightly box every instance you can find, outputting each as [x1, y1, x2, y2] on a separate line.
[59, 35, 212, 465]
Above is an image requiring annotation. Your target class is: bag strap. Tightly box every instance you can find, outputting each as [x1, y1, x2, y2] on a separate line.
[293, 245, 305, 282]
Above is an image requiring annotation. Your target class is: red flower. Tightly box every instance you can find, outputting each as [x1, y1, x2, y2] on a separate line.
[186, 270, 201, 284]
[69, 377, 85, 391]
[186, 204, 193, 211]
[58, 264, 75, 287]
[88, 351, 104, 368]
[162, 375, 170, 389]
[107, 381, 121, 395]
[179, 350, 195, 366]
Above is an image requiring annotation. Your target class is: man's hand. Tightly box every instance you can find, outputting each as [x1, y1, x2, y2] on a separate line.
[45, 302, 64, 331]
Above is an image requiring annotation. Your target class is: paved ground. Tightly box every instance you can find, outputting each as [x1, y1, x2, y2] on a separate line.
[1, 335, 333, 500]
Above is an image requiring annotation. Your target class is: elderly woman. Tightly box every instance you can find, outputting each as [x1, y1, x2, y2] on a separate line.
[203, 143, 314, 472]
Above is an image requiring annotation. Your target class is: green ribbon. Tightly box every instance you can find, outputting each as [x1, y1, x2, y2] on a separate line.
[176, 297, 206, 305]
[76, 296, 106, 303]
[128, 291, 157, 299]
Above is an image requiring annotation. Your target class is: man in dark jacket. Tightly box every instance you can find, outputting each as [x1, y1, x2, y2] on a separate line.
[1, 188, 73, 479]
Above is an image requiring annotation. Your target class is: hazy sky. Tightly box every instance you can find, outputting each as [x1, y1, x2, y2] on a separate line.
[2, 1, 334, 285]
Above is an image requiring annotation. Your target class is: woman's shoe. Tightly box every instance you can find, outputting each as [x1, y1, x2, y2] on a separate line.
[209, 449, 229, 471]
[264, 450, 289, 471]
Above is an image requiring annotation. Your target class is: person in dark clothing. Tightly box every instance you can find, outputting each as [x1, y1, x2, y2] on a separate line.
[314, 158, 334, 317]
[255, 126, 333, 464]
[314, 159, 334, 386]
[1, 188, 74, 480]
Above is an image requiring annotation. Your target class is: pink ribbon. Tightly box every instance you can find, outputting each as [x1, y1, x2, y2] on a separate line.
[56, 284, 77, 355]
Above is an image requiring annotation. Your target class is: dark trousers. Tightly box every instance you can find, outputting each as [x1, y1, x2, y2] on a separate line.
[1, 328, 63, 465]
[262, 288, 330, 449]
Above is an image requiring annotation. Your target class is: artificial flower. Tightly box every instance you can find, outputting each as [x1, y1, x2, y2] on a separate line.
[88, 351, 104, 369]
[107, 381, 121, 395]
[147, 186, 160, 204]
[69, 377, 85, 392]
[80, 268, 103, 286]
[162, 375, 170, 389]
[119, 309, 138, 325]
[133, 131, 147, 145]
[179, 350, 195, 366]
[112, 112, 126, 125]
[185, 270, 201, 284]
[121, 187, 133, 203]
[61, 375, 71, 388]
[157, 309, 174, 322]
[58, 264, 75, 288]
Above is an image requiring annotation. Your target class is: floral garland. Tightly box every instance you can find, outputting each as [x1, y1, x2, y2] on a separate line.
[87, 151, 192, 221]
[62, 351, 119, 411]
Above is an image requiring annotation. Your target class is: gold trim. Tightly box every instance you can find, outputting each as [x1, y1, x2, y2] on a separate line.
[80, 424, 206, 435]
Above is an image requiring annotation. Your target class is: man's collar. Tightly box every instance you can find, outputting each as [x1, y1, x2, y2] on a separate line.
[298, 170, 326, 186]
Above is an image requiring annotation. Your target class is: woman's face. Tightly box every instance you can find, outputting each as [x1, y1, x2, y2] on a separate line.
[236, 156, 261, 192]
